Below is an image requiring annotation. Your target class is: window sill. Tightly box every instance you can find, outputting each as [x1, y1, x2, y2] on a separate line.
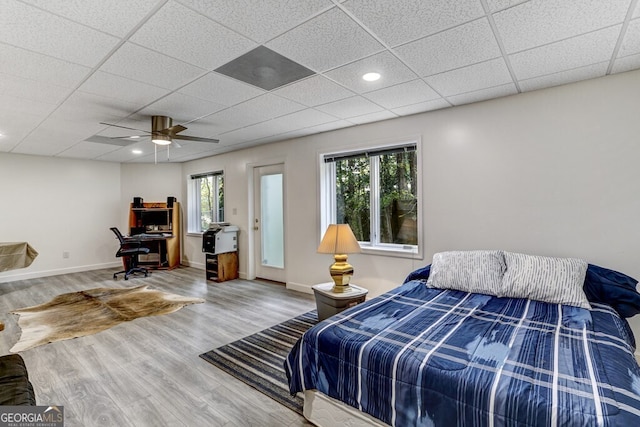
[359, 244, 422, 260]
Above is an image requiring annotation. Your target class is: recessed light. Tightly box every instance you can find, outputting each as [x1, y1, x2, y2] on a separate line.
[132, 149, 142, 154]
[362, 72, 381, 82]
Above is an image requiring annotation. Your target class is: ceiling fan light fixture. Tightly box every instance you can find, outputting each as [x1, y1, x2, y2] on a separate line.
[152, 134, 171, 145]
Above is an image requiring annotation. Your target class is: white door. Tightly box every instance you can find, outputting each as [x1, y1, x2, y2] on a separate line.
[253, 164, 285, 282]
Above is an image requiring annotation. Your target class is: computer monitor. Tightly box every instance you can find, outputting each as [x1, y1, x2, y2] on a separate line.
[140, 210, 170, 227]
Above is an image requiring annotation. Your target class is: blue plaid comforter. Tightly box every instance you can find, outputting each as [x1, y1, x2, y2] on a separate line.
[285, 280, 640, 426]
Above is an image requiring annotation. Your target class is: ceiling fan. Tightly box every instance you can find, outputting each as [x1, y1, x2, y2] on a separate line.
[100, 115, 219, 146]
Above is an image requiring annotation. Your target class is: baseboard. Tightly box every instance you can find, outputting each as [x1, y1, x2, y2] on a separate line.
[287, 281, 313, 294]
[0, 261, 121, 283]
[181, 260, 246, 279]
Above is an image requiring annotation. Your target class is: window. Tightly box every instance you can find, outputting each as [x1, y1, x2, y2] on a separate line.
[188, 171, 224, 233]
[322, 142, 419, 254]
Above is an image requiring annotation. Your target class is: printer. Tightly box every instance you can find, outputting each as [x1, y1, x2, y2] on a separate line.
[202, 223, 239, 254]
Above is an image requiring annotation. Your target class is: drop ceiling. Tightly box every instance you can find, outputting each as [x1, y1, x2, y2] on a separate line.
[0, 0, 638, 163]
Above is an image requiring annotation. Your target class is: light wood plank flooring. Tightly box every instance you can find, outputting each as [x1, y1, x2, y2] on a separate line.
[0, 267, 316, 427]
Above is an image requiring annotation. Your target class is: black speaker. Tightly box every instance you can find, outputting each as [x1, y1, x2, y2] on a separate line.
[167, 196, 176, 208]
[133, 197, 143, 208]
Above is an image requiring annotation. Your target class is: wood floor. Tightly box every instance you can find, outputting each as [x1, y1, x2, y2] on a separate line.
[0, 267, 316, 426]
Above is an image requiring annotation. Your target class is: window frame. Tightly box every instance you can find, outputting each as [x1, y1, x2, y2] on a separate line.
[187, 170, 224, 234]
[320, 138, 422, 259]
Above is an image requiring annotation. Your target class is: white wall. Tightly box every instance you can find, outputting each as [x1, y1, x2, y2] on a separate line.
[182, 69, 640, 346]
[119, 163, 184, 227]
[0, 154, 121, 282]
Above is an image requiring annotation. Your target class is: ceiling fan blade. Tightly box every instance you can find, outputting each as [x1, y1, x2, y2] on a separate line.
[172, 134, 219, 143]
[110, 135, 149, 140]
[160, 124, 187, 135]
[99, 122, 150, 134]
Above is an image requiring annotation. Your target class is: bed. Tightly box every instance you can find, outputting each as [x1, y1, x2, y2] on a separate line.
[285, 250, 640, 426]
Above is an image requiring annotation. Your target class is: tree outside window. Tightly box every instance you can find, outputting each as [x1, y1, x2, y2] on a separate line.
[189, 172, 224, 233]
[326, 143, 418, 252]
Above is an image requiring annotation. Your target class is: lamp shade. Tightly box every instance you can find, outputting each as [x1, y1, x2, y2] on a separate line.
[318, 224, 361, 254]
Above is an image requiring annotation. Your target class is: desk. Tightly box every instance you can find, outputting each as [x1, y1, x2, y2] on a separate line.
[0, 242, 38, 273]
[127, 234, 179, 269]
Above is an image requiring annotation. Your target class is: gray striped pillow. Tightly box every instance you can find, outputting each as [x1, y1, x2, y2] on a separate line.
[501, 252, 590, 309]
[426, 250, 505, 296]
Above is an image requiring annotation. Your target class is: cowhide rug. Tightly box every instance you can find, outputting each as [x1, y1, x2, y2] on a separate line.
[10, 285, 205, 353]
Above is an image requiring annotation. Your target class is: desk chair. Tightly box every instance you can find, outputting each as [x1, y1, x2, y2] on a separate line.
[110, 227, 150, 280]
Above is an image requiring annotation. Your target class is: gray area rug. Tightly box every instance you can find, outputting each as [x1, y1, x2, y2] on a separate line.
[199, 310, 317, 415]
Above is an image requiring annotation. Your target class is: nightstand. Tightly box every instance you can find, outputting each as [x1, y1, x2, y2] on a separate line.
[312, 282, 368, 321]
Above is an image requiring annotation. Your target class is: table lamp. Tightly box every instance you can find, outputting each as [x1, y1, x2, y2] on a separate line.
[317, 224, 361, 293]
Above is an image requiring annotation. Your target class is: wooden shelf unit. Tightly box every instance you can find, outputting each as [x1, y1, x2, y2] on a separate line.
[128, 201, 181, 269]
[205, 252, 238, 282]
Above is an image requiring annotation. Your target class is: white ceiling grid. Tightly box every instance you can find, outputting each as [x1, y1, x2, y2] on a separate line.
[0, 0, 637, 163]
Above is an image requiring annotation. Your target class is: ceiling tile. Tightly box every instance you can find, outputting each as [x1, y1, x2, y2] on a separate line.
[391, 98, 451, 116]
[324, 51, 418, 94]
[179, 72, 265, 106]
[315, 95, 384, 119]
[519, 62, 608, 92]
[100, 43, 206, 90]
[219, 93, 306, 123]
[348, 110, 397, 125]
[178, 0, 333, 43]
[509, 26, 621, 80]
[79, 71, 169, 107]
[364, 79, 440, 109]
[21, 0, 160, 37]
[611, 52, 640, 73]
[130, 1, 256, 70]
[448, 83, 517, 106]
[48, 92, 138, 126]
[0, 1, 119, 67]
[56, 141, 122, 159]
[486, 0, 528, 12]
[395, 18, 502, 77]
[0, 107, 45, 152]
[0, 73, 70, 106]
[267, 7, 384, 72]
[188, 110, 262, 136]
[273, 75, 354, 107]
[260, 108, 338, 133]
[343, 0, 484, 46]
[138, 93, 227, 122]
[0, 44, 91, 89]
[618, 19, 640, 57]
[425, 58, 513, 96]
[494, 0, 631, 54]
[0, 93, 58, 117]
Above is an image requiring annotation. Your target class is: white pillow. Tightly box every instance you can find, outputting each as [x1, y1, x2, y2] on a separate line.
[426, 250, 505, 296]
[501, 252, 590, 309]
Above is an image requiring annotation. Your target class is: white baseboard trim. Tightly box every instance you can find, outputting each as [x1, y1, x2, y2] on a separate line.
[287, 282, 313, 294]
[0, 261, 121, 283]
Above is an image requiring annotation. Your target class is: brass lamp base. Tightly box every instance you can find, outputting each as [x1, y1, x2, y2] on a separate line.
[329, 254, 353, 293]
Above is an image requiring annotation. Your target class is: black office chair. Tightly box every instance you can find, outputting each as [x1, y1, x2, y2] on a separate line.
[110, 227, 150, 280]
